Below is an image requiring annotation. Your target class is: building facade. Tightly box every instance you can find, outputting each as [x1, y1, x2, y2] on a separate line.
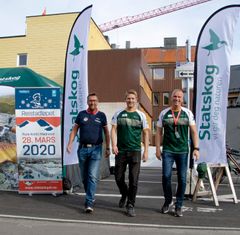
[143, 46, 196, 143]
[0, 13, 111, 86]
[228, 65, 240, 107]
[227, 65, 240, 150]
[0, 13, 153, 142]
[1, 12, 238, 147]
[88, 49, 153, 136]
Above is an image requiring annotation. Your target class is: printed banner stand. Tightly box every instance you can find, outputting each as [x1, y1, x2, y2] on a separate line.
[193, 5, 240, 203]
[61, 5, 92, 188]
[15, 87, 62, 195]
[63, 5, 92, 166]
[195, 5, 240, 164]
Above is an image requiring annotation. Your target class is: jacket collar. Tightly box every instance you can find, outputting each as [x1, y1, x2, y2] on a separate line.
[86, 108, 98, 115]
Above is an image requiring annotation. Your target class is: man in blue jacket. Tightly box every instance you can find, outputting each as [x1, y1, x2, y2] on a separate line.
[67, 93, 110, 213]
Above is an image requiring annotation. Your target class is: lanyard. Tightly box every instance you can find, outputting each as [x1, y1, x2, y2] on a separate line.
[171, 109, 181, 126]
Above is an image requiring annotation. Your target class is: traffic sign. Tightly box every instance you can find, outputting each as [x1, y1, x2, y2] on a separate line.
[175, 62, 194, 78]
[178, 71, 194, 78]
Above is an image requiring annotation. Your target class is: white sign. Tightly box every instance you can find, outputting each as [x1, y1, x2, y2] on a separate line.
[177, 70, 194, 78]
[63, 6, 92, 165]
[16, 88, 62, 194]
[195, 6, 240, 164]
[175, 62, 194, 78]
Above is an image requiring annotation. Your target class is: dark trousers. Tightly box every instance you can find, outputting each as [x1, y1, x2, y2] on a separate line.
[114, 151, 141, 207]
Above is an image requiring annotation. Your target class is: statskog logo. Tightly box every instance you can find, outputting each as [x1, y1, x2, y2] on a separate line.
[198, 65, 220, 141]
[70, 35, 84, 61]
[202, 29, 227, 56]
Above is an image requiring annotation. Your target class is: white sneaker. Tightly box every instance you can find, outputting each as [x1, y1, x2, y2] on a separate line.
[85, 206, 93, 213]
[161, 201, 174, 214]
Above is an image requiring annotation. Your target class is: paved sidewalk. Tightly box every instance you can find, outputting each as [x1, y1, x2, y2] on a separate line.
[0, 168, 239, 230]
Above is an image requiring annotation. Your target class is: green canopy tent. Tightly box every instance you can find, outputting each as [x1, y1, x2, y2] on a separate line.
[0, 67, 62, 89]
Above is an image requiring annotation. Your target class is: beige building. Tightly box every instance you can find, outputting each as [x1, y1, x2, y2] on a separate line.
[0, 12, 153, 137]
[0, 13, 111, 86]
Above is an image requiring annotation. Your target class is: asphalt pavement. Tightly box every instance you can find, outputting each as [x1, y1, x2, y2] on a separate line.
[0, 168, 240, 233]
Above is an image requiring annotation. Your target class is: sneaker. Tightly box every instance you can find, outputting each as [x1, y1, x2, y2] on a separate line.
[174, 207, 183, 217]
[85, 206, 94, 213]
[161, 201, 173, 214]
[119, 195, 127, 208]
[126, 205, 136, 217]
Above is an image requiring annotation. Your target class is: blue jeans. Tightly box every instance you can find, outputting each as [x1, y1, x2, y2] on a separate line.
[162, 151, 188, 208]
[78, 145, 102, 207]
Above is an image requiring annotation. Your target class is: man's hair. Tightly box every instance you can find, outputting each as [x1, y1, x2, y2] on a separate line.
[87, 93, 98, 100]
[171, 89, 183, 98]
[125, 89, 138, 98]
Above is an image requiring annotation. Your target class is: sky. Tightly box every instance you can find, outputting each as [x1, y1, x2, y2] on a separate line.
[0, 0, 240, 65]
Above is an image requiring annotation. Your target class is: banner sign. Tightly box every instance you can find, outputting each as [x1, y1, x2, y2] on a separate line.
[63, 5, 92, 165]
[195, 5, 240, 164]
[15, 88, 62, 194]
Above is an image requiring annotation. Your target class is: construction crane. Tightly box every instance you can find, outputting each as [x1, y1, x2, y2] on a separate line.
[99, 0, 212, 32]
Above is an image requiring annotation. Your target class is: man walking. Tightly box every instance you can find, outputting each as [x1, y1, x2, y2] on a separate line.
[155, 89, 199, 217]
[111, 89, 149, 217]
[67, 93, 110, 213]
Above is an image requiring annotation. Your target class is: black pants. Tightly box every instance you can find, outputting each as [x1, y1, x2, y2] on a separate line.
[114, 151, 141, 207]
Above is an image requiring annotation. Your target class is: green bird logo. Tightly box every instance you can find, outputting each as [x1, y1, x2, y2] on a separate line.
[202, 29, 227, 56]
[70, 35, 84, 60]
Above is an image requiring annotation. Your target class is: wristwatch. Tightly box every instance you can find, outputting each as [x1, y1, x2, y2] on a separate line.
[194, 147, 200, 151]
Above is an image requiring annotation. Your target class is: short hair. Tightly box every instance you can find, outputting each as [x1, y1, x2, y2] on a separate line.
[125, 89, 138, 98]
[87, 93, 98, 100]
[171, 89, 183, 98]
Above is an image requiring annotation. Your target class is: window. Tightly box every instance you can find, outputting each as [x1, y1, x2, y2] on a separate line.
[17, 54, 27, 66]
[152, 121, 157, 134]
[151, 67, 164, 80]
[183, 91, 187, 106]
[152, 92, 160, 106]
[163, 92, 169, 106]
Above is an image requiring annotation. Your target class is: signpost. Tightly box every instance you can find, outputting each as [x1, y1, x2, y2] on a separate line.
[175, 61, 195, 195]
[175, 62, 194, 109]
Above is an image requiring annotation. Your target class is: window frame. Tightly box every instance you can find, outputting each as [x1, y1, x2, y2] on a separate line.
[151, 67, 165, 80]
[152, 92, 160, 106]
[163, 92, 170, 106]
[152, 120, 157, 135]
[17, 53, 28, 66]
